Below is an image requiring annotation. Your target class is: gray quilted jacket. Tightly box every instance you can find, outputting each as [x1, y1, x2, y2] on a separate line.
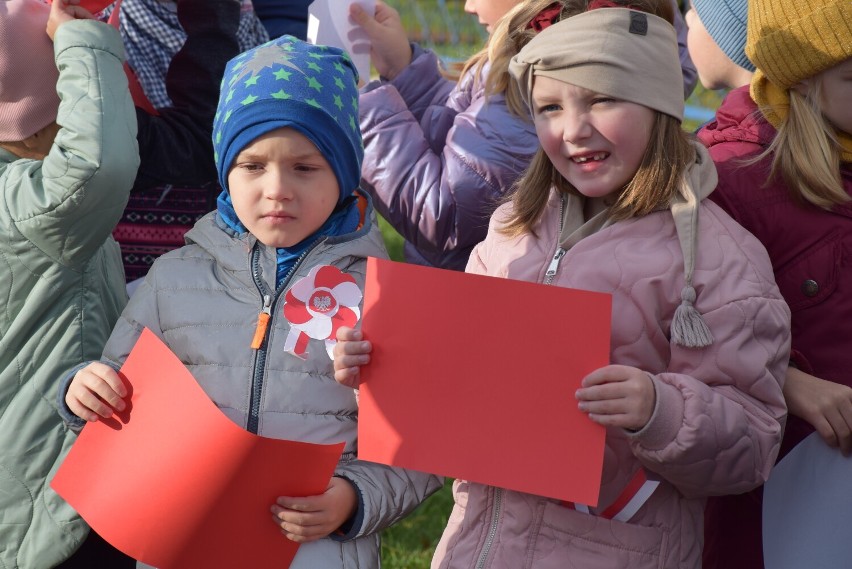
[76, 203, 442, 568]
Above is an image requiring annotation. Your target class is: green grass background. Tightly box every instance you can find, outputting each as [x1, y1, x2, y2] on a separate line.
[373, 3, 726, 567]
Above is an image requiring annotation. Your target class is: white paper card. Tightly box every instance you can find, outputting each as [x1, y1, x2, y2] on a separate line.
[307, 0, 375, 83]
[763, 432, 852, 569]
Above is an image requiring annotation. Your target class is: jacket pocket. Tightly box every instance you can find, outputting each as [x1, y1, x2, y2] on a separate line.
[774, 231, 841, 312]
[525, 501, 668, 569]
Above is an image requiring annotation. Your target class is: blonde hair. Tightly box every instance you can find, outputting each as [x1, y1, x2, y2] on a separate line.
[501, 112, 695, 237]
[755, 81, 848, 209]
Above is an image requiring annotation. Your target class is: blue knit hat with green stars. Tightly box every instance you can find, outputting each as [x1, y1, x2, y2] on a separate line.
[213, 35, 362, 203]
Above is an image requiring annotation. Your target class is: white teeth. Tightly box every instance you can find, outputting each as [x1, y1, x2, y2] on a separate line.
[573, 153, 607, 163]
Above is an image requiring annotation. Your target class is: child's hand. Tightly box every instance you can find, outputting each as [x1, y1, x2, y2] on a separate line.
[349, 0, 412, 80]
[576, 365, 656, 431]
[332, 326, 372, 388]
[784, 367, 852, 456]
[65, 362, 127, 422]
[270, 477, 358, 543]
[46, 0, 95, 41]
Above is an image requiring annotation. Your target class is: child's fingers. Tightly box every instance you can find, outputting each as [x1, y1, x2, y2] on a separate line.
[336, 340, 372, 358]
[66, 397, 100, 423]
[72, 366, 127, 413]
[332, 346, 369, 388]
[87, 362, 128, 397]
[67, 385, 117, 419]
[581, 364, 632, 387]
[349, 3, 370, 25]
[81, 363, 127, 403]
[335, 326, 362, 342]
[586, 412, 635, 429]
[270, 499, 328, 542]
[333, 366, 361, 388]
[577, 397, 627, 416]
[336, 351, 370, 369]
[273, 520, 325, 542]
[66, 5, 96, 19]
[575, 381, 626, 403]
[373, 0, 399, 22]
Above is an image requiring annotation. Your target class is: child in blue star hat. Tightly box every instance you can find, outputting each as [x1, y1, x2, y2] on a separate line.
[59, 35, 442, 567]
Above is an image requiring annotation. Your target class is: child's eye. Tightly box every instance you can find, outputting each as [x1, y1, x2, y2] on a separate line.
[591, 97, 617, 106]
[238, 162, 263, 172]
[294, 164, 321, 173]
[536, 103, 561, 114]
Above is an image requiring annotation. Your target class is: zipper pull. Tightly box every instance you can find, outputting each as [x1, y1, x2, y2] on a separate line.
[250, 295, 273, 350]
[545, 248, 566, 280]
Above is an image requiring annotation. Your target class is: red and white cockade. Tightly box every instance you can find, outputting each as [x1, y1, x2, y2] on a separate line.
[282, 265, 362, 359]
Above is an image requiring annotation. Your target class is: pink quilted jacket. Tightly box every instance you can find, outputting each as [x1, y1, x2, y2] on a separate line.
[432, 190, 790, 569]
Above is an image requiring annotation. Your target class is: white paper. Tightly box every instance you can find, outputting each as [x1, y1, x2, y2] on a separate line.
[307, 0, 375, 84]
[763, 432, 852, 569]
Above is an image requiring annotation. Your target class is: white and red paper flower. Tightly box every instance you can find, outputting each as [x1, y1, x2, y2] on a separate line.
[282, 265, 362, 360]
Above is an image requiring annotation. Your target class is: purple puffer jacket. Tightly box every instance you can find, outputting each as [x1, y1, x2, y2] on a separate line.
[359, 44, 539, 271]
[699, 85, 852, 569]
[432, 186, 789, 569]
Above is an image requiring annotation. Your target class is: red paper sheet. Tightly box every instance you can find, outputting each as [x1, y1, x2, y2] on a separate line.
[52, 328, 344, 568]
[358, 258, 610, 506]
[48, 0, 114, 15]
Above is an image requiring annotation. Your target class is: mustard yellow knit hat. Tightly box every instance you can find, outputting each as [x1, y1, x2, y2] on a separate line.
[746, 0, 852, 129]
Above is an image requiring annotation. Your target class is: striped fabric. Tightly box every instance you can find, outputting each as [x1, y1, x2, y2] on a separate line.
[112, 183, 218, 282]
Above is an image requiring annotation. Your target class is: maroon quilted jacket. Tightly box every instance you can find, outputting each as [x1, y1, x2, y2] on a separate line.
[699, 85, 852, 569]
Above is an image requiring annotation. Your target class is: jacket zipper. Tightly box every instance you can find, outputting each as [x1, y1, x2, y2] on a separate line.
[543, 194, 567, 285]
[475, 193, 567, 567]
[250, 294, 273, 350]
[246, 238, 325, 434]
[543, 248, 566, 285]
[474, 487, 503, 569]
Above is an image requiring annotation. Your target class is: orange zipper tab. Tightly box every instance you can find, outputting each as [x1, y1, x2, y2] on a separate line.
[251, 295, 273, 349]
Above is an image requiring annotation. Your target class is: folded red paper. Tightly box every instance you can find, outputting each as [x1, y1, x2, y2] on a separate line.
[52, 328, 344, 568]
[358, 258, 610, 506]
[48, 0, 114, 15]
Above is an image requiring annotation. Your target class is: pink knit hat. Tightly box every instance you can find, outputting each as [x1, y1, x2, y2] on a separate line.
[0, 0, 61, 141]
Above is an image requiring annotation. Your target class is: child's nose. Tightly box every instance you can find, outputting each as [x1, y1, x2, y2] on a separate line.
[561, 112, 592, 144]
[266, 171, 294, 200]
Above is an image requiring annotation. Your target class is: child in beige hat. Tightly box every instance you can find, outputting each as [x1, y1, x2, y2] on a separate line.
[335, 3, 790, 568]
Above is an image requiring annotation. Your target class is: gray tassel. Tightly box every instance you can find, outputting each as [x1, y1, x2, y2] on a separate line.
[671, 286, 714, 348]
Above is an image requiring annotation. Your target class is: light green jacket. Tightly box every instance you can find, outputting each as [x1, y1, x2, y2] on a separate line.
[0, 20, 138, 569]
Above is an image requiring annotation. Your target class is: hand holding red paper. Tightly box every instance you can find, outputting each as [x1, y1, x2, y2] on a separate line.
[577, 364, 656, 431]
[65, 361, 128, 422]
[52, 329, 345, 568]
[271, 477, 358, 543]
[352, 257, 610, 505]
[332, 327, 371, 388]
